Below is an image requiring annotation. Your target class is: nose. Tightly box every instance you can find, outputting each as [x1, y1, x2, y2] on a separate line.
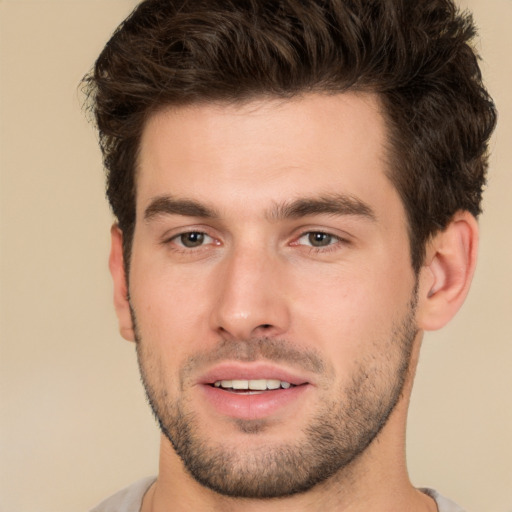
[210, 244, 291, 341]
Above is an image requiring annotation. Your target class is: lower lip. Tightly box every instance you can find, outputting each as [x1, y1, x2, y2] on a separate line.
[200, 384, 310, 420]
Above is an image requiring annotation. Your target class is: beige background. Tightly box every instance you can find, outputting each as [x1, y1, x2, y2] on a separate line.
[0, 1, 510, 511]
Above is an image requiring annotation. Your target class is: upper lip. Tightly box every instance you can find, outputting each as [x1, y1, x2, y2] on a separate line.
[197, 362, 312, 386]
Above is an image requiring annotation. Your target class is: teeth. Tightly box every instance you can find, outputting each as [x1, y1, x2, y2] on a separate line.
[266, 379, 281, 390]
[248, 379, 266, 390]
[213, 379, 293, 391]
[232, 380, 249, 390]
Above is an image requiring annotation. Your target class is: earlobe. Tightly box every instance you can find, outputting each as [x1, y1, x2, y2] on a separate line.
[109, 224, 136, 342]
[417, 211, 479, 331]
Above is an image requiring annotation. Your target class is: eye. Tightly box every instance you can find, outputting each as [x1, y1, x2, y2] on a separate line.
[297, 231, 338, 248]
[173, 231, 213, 248]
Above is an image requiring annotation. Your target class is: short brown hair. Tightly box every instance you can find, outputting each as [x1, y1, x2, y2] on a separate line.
[83, 0, 496, 272]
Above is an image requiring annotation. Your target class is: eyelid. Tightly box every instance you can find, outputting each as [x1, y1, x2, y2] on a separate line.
[171, 231, 213, 247]
[293, 226, 350, 242]
[297, 231, 341, 244]
[290, 227, 352, 255]
[161, 226, 220, 248]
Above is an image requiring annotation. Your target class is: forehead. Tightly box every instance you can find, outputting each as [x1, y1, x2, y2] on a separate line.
[136, 93, 398, 219]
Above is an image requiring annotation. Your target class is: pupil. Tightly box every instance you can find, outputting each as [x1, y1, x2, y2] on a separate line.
[309, 232, 331, 247]
[181, 232, 204, 247]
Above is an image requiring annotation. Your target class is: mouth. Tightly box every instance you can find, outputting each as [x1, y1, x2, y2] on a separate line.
[198, 363, 312, 420]
[210, 379, 296, 394]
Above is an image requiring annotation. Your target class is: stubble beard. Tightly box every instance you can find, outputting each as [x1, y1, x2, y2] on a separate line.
[133, 295, 418, 499]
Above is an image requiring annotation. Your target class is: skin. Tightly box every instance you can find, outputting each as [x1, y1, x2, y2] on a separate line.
[109, 92, 478, 511]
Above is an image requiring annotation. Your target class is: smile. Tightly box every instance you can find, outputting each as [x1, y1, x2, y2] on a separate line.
[212, 379, 294, 392]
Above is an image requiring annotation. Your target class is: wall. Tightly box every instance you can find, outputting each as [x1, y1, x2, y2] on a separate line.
[0, 1, 510, 511]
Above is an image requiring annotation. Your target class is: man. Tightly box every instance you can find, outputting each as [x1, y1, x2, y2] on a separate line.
[84, 0, 496, 510]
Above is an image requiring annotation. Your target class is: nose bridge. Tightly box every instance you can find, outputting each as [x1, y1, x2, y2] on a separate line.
[211, 239, 290, 339]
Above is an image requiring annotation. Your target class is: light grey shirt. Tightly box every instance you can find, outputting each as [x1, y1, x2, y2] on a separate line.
[91, 477, 466, 512]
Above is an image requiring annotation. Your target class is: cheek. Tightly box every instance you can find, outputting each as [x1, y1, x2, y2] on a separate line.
[289, 262, 414, 355]
[129, 259, 214, 357]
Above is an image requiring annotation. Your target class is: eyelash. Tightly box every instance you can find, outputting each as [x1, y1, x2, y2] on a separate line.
[293, 231, 345, 253]
[163, 230, 348, 254]
[165, 231, 217, 251]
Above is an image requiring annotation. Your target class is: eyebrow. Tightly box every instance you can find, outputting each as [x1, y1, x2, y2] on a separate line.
[267, 194, 376, 222]
[144, 195, 218, 221]
[143, 193, 376, 222]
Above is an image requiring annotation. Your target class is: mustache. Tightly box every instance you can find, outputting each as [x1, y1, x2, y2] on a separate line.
[130, 305, 328, 378]
[181, 337, 327, 377]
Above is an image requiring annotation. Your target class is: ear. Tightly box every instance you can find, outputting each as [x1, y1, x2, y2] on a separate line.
[109, 224, 135, 342]
[416, 211, 479, 331]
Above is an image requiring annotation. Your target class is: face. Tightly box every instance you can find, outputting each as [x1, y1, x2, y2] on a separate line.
[121, 93, 420, 498]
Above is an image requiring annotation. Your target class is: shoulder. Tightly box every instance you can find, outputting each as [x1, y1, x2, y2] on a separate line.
[90, 476, 156, 512]
[420, 488, 467, 512]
